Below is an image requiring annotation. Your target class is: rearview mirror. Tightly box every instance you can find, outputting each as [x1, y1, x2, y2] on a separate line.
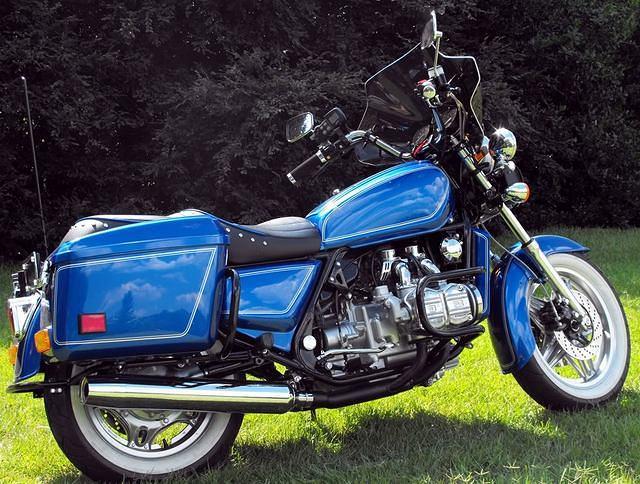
[286, 112, 315, 143]
[421, 11, 443, 68]
[421, 11, 438, 49]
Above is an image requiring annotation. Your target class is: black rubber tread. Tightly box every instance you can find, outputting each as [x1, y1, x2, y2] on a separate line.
[43, 365, 243, 482]
[513, 254, 630, 411]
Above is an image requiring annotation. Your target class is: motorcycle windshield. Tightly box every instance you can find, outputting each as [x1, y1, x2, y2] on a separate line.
[356, 44, 483, 163]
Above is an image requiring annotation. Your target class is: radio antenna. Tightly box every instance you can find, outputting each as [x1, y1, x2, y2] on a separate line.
[21, 76, 49, 254]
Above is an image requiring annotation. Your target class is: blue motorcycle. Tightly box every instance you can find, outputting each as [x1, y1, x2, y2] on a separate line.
[6, 12, 629, 481]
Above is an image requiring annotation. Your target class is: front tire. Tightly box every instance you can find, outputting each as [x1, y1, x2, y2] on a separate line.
[513, 253, 630, 410]
[44, 370, 243, 481]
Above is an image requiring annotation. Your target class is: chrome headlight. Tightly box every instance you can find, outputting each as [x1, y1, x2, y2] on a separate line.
[490, 128, 517, 161]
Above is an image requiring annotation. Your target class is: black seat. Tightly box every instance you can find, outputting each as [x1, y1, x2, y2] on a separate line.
[220, 217, 321, 265]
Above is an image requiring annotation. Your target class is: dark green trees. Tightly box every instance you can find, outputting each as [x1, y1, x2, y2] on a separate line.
[0, 0, 638, 259]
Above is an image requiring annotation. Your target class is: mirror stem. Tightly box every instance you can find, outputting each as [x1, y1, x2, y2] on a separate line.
[433, 32, 442, 67]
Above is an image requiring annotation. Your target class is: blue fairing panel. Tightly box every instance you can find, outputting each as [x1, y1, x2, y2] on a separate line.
[223, 261, 321, 352]
[307, 161, 453, 249]
[489, 235, 589, 373]
[50, 214, 227, 361]
[14, 301, 42, 382]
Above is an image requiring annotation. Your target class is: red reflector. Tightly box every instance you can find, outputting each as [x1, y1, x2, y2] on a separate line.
[79, 313, 106, 334]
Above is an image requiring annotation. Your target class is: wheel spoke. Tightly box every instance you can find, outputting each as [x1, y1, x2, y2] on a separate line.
[101, 409, 128, 436]
[529, 310, 546, 332]
[564, 356, 593, 381]
[584, 357, 596, 376]
[115, 411, 144, 447]
[115, 411, 165, 449]
[529, 296, 547, 312]
[137, 423, 165, 449]
[542, 338, 564, 368]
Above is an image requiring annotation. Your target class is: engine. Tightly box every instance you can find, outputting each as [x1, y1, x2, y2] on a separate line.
[307, 243, 483, 377]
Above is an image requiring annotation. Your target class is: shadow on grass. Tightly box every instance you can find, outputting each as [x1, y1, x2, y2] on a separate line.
[47, 389, 640, 483]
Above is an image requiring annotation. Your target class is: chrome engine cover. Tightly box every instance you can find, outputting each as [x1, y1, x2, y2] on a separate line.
[421, 283, 483, 329]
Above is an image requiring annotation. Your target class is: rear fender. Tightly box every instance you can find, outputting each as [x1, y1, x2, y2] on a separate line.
[488, 235, 589, 373]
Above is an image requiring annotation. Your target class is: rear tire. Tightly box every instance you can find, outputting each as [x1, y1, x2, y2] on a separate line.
[44, 367, 243, 481]
[513, 253, 630, 410]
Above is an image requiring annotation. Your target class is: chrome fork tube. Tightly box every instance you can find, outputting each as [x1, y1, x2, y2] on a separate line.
[456, 145, 585, 317]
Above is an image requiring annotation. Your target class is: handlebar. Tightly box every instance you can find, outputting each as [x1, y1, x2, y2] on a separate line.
[287, 130, 413, 186]
[286, 150, 326, 185]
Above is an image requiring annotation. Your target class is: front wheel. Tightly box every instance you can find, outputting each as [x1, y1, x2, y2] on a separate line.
[514, 253, 630, 410]
[44, 369, 243, 481]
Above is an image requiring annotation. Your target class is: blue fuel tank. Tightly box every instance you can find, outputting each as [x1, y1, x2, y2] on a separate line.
[307, 161, 454, 249]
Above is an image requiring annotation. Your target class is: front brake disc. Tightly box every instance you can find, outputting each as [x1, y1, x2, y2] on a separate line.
[553, 290, 603, 360]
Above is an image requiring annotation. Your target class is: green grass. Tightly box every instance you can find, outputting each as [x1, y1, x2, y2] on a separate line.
[1, 228, 639, 483]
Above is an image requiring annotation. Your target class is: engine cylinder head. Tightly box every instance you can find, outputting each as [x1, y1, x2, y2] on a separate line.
[420, 282, 482, 330]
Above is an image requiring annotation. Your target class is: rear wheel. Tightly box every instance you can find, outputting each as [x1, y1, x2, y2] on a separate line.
[44, 368, 243, 481]
[514, 253, 630, 410]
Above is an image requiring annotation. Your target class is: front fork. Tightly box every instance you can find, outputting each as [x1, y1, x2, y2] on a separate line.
[456, 145, 586, 319]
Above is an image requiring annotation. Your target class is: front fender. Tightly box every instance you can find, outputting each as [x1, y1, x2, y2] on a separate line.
[488, 235, 589, 373]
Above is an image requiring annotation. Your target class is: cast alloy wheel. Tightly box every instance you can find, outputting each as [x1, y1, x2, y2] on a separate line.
[514, 253, 629, 409]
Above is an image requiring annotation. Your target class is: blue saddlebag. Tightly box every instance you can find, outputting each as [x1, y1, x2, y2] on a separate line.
[49, 214, 227, 361]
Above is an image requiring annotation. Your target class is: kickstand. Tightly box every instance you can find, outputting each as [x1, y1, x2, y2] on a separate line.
[310, 409, 318, 422]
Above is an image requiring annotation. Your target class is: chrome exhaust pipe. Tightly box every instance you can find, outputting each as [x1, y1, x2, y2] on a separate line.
[81, 378, 314, 414]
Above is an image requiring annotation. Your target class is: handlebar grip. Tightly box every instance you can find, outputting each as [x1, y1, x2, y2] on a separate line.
[287, 151, 325, 185]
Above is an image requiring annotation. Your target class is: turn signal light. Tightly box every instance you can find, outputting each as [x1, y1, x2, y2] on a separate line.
[8, 345, 18, 365]
[34, 328, 51, 354]
[504, 182, 531, 204]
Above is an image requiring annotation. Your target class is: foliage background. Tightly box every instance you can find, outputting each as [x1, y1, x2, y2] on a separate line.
[1, 0, 639, 260]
